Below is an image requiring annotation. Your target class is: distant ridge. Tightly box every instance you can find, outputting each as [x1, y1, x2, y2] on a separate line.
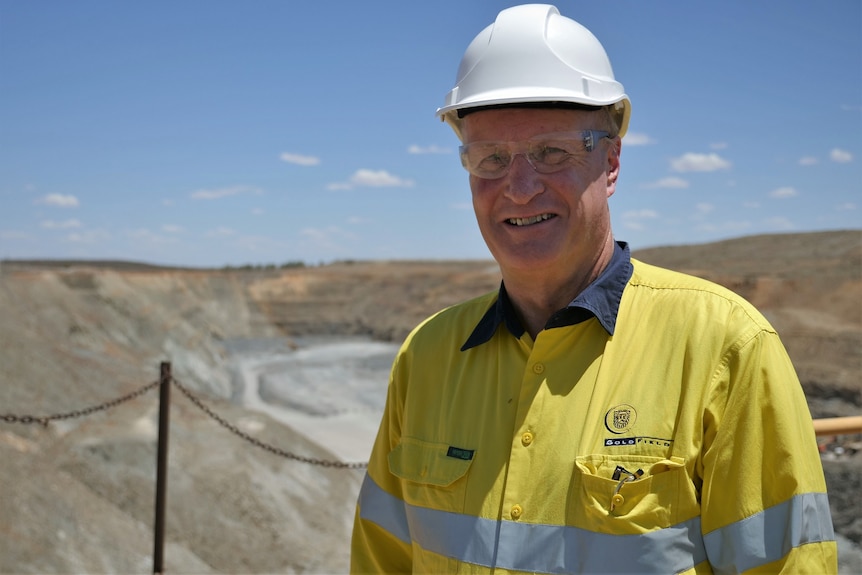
[632, 229, 861, 279]
[2, 230, 860, 273]
[0, 259, 194, 272]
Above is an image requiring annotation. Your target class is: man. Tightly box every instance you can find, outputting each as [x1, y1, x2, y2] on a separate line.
[351, 4, 837, 573]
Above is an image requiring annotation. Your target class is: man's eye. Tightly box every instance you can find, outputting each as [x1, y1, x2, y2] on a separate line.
[478, 152, 509, 168]
[532, 145, 571, 165]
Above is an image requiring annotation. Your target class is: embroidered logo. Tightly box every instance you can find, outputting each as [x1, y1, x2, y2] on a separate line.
[446, 446, 475, 460]
[604, 404, 637, 434]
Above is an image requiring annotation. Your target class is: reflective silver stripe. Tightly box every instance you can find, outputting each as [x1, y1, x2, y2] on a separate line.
[357, 474, 411, 544]
[703, 491, 835, 574]
[358, 474, 707, 573]
[494, 516, 706, 574]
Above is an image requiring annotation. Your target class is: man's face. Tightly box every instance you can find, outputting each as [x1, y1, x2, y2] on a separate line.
[461, 107, 621, 278]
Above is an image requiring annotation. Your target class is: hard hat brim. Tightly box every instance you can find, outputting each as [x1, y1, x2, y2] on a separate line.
[439, 97, 631, 141]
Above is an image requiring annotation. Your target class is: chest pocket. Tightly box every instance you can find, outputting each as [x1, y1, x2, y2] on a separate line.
[389, 437, 473, 511]
[570, 454, 700, 533]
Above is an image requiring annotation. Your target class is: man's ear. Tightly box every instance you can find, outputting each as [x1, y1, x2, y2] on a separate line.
[606, 137, 621, 198]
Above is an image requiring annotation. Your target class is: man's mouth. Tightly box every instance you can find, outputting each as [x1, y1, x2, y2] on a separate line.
[506, 213, 555, 226]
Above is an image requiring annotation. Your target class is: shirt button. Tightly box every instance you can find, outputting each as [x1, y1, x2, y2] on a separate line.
[510, 504, 523, 520]
[532, 363, 545, 374]
[521, 432, 534, 446]
[611, 494, 625, 509]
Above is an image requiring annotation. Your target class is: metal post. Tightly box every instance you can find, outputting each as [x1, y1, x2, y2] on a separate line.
[153, 362, 171, 574]
[813, 415, 862, 436]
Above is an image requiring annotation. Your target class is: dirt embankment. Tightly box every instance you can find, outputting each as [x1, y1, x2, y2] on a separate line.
[1, 229, 860, 573]
[244, 231, 862, 418]
[634, 231, 862, 418]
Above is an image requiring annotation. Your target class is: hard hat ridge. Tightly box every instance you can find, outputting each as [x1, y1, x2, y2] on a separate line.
[437, 4, 631, 139]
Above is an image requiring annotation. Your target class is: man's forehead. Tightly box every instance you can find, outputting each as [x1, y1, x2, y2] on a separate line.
[461, 106, 597, 141]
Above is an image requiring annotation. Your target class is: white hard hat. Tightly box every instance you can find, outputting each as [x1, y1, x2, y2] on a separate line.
[437, 4, 631, 139]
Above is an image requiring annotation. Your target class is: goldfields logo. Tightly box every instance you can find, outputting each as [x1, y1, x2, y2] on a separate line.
[604, 404, 637, 434]
[602, 403, 673, 448]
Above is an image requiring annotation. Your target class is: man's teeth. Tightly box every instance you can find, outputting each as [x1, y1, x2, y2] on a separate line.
[507, 214, 554, 226]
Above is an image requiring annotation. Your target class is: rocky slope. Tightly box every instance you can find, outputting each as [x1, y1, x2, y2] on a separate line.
[1, 230, 859, 573]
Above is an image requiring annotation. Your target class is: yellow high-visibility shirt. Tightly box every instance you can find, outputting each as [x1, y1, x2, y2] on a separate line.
[351, 251, 837, 574]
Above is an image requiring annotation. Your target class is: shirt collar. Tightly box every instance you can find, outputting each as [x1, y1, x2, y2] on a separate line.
[461, 241, 633, 351]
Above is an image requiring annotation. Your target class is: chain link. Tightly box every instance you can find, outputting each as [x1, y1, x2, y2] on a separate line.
[1, 373, 367, 469]
[170, 377, 367, 469]
[1, 380, 161, 427]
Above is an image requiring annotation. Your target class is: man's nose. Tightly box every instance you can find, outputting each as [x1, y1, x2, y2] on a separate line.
[502, 153, 544, 204]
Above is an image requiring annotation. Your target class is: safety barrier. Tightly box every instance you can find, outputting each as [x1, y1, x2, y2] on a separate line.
[1, 362, 859, 573]
[813, 415, 862, 436]
[0, 363, 366, 468]
[1, 361, 365, 575]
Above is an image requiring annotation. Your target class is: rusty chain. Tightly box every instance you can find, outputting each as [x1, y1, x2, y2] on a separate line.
[171, 376, 367, 469]
[1, 374, 368, 469]
[1, 380, 161, 427]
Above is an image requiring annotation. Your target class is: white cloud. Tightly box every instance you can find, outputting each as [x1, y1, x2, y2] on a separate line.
[798, 156, 818, 166]
[37, 193, 79, 208]
[710, 142, 728, 150]
[450, 202, 473, 211]
[830, 148, 853, 163]
[695, 220, 752, 234]
[127, 228, 177, 244]
[743, 201, 761, 209]
[330, 169, 415, 190]
[622, 132, 655, 146]
[161, 224, 184, 233]
[66, 229, 109, 243]
[769, 187, 799, 199]
[301, 226, 351, 241]
[644, 177, 689, 189]
[299, 226, 359, 252]
[408, 144, 451, 155]
[300, 227, 330, 241]
[836, 202, 856, 211]
[352, 169, 414, 187]
[670, 153, 731, 172]
[41, 219, 82, 229]
[624, 209, 659, 219]
[623, 221, 646, 231]
[191, 185, 260, 200]
[686, 203, 717, 225]
[206, 227, 237, 237]
[621, 208, 659, 230]
[280, 152, 321, 166]
[229, 234, 288, 253]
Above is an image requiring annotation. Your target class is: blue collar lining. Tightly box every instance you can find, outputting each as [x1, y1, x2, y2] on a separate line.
[461, 242, 633, 351]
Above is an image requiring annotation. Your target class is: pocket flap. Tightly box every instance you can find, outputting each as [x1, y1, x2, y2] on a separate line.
[388, 437, 473, 486]
[576, 454, 686, 480]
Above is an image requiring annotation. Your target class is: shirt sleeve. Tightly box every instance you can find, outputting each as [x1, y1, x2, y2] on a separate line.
[699, 326, 838, 573]
[350, 352, 413, 574]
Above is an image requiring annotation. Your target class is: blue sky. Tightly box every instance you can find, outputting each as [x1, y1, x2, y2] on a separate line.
[1, 1, 860, 267]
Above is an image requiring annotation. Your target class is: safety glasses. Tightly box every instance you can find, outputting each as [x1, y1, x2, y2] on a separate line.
[459, 130, 611, 179]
